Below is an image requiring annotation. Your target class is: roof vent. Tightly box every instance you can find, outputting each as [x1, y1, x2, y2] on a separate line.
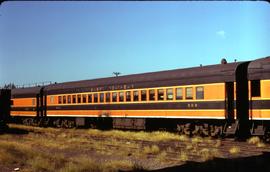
[221, 58, 227, 64]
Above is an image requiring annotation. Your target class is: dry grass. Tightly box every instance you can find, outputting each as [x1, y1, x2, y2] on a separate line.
[199, 148, 220, 161]
[88, 129, 181, 142]
[247, 136, 265, 148]
[247, 136, 261, 144]
[143, 145, 160, 154]
[179, 151, 189, 162]
[3, 124, 267, 171]
[156, 151, 167, 162]
[229, 146, 240, 155]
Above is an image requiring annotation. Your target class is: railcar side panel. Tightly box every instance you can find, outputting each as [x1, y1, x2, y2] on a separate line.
[250, 80, 270, 120]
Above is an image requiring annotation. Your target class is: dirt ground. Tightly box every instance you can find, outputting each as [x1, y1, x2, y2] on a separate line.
[0, 124, 270, 172]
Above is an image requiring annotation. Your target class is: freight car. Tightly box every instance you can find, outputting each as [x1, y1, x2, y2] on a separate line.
[8, 56, 270, 138]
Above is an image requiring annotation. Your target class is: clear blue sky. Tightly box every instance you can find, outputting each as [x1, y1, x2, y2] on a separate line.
[0, 1, 269, 86]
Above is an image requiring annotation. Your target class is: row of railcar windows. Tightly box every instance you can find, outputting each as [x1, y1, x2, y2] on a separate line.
[57, 86, 204, 104]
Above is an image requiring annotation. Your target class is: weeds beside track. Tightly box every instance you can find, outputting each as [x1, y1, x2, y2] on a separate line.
[0, 124, 270, 172]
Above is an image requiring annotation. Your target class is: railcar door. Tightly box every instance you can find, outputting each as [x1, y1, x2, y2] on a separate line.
[36, 87, 46, 118]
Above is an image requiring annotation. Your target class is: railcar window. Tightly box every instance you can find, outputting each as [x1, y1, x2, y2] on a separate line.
[50, 96, 54, 104]
[141, 90, 147, 101]
[112, 92, 117, 102]
[158, 89, 164, 100]
[251, 80, 261, 97]
[67, 95, 71, 104]
[133, 91, 139, 101]
[126, 91, 131, 102]
[72, 95, 76, 103]
[196, 87, 204, 99]
[58, 96, 62, 104]
[105, 93, 110, 102]
[63, 96, 66, 104]
[100, 93, 104, 102]
[82, 94, 87, 103]
[166, 88, 173, 100]
[149, 89, 155, 101]
[186, 87, 193, 100]
[119, 92, 124, 102]
[77, 95, 81, 103]
[93, 93, 98, 103]
[176, 88, 183, 100]
[88, 94, 92, 103]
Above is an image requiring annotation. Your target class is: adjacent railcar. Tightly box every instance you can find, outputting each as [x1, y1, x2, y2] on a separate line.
[248, 57, 270, 135]
[0, 89, 11, 129]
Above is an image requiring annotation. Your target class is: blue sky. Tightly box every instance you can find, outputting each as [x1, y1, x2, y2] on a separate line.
[0, 1, 269, 86]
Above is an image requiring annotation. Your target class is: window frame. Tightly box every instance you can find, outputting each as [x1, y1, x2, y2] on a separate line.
[176, 88, 183, 100]
[157, 89, 164, 101]
[141, 90, 147, 101]
[196, 86, 204, 99]
[185, 87, 193, 100]
[133, 90, 139, 101]
[126, 91, 131, 102]
[166, 88, 173, 100]
[251, 80, 261, 97]
[149, 89, 155, 101]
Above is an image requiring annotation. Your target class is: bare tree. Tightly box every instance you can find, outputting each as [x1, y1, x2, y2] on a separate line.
[3, 83, 16, 89]
[113, 72, 121, 77]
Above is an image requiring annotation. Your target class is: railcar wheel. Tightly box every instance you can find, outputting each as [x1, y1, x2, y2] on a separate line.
[67, 120, 75, 128]
[61, 119, 69, 128]
[53, 119, 62, 128]
[192, 125, 201, 136]
[176, 124, 185, 134]
[183, 123, 193, 136]
[22, 118, 31, 126]
[210, 125, 222, 137]
[201, 124, 210, 137]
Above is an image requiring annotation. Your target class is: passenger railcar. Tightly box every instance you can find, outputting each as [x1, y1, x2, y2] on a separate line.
[8, 56, 270, 138]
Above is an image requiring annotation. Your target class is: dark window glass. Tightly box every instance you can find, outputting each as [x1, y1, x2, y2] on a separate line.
[88, 94, 92, 103]
[126, 91, 131, 101]
[166, 88, 173, 100]
[100, 93, 104, 102]
[58, 96, 62, 104]
[94, 93, 98, 102]
[149, 89, 155, 101]
[186, 87, 193, 100]
[196, 87, 204, 99]
[67, 95, 71, 104]
[82, 94, 87, 103]
[112, 92, 117, 102]
[63, 96, 66, 104]
[106, 93, 110, 102]
[133, 91, 139, 101]
[72, 95, 76, 103]
[119, 92, 124, 102]
[176, 88, 183, 100]
[251, 80, 261, 97]
[141, 90, 147, 101]
[158, 89, 164, 100]
[77, 95, 81, 103]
